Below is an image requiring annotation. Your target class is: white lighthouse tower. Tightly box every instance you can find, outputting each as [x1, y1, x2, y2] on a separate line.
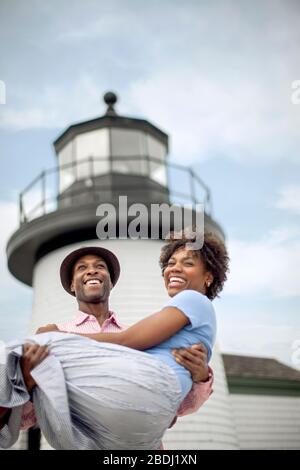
[7, 92, 239, 450]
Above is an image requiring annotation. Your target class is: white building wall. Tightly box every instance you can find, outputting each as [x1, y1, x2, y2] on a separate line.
[164, 346, 239, 450]
[29, 239, 238, 450]
[229, 394, 300, 449]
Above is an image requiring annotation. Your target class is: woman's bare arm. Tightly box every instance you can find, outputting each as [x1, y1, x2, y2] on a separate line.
[76, 306, 189, 350]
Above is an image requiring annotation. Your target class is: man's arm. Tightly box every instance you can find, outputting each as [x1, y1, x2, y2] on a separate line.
[21, 343, 49, 392]
[173, 343, 209, 382]
[176, 366, 214, 416]
[0, 344, 49, 431]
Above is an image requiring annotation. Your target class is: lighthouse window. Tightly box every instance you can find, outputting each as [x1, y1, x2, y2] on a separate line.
[75, 129, 110, 178]
[147, 135, 166, 161]
[111, 128, 148, 175]
[147, 135, 167, 186]
[150, 163, 167, 186]
[58, 140, 76, 193]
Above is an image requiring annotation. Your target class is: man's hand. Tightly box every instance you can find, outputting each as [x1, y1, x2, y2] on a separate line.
[172, 343, 209, 383]
[21, 343, 49, 393]
[35, 324, 59, 334]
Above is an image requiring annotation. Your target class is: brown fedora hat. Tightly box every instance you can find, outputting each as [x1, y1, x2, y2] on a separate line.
[60, 246, 120, 296]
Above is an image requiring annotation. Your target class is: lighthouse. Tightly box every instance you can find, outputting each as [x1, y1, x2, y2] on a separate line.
[6, 92, 239, 450]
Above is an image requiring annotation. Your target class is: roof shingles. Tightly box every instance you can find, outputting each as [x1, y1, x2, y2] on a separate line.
[222, 354, 300, 381]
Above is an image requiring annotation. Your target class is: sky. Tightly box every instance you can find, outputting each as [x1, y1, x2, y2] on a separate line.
[0, 0, 299, 369]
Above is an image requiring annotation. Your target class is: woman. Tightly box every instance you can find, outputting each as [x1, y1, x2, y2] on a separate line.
[0, 231, 229, 450]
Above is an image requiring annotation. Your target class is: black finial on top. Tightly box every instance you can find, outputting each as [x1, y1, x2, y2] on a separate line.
[103, 91, 118, 115]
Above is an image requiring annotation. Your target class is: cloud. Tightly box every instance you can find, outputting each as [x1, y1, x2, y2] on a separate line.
[219, 320, 300, 370]
[1, 0, 299, 167]
[5, 65, 297, 168]
[275, 185, 300, 214]
[55, 11, 134, 43]
[128, 67, 300, 165]
[0, 201, 19, 256]
[224, 227, 300, 298]
[0, 75, 103, 130]
[0, 201, 32, 341]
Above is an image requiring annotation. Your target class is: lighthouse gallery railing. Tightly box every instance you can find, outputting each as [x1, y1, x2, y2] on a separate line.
[18, 156, 212, 225]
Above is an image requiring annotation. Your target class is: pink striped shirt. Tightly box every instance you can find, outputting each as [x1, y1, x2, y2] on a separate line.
[21, 311, 213, 431]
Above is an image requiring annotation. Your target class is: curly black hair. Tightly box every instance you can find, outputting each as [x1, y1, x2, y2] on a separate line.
[159, 231, 229, 300]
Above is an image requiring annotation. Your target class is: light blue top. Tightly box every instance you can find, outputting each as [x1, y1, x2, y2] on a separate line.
[145, 290, 216, 400]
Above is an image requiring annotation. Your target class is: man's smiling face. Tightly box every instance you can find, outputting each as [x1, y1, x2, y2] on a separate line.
[70, 254, 112, 304]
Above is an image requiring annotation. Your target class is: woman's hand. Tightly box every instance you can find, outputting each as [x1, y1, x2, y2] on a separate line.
[35, 324, 59, 334]
[21, 343, 49, 393]
[172, 343, 209, 383]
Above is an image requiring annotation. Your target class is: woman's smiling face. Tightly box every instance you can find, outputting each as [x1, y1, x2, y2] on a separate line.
[163, 247, 213, 297]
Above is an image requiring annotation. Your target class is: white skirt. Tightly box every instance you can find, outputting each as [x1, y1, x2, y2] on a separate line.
[0, 332, 182, 450]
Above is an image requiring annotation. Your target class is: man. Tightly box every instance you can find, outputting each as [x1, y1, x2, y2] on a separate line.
[0, 246, 213, 446]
